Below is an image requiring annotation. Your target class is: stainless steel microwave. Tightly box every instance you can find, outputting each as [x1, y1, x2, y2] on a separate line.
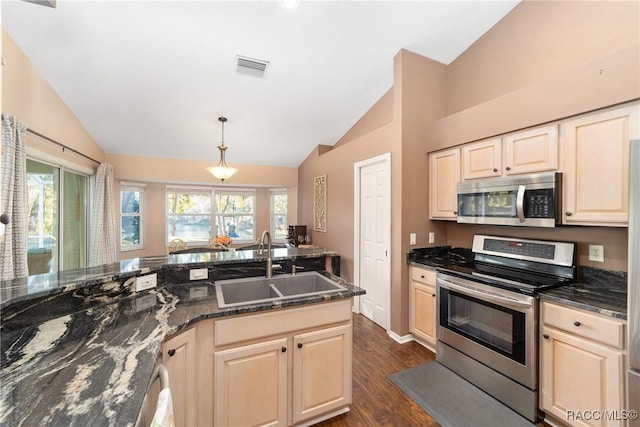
[457, 172, 562, 227]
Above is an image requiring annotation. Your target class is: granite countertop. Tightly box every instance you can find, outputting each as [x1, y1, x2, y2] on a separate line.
[407, 247, 627, 320]
[539, 267, 627, 319]
[0, 247, 337, 309]
[0, 250, 357, 427]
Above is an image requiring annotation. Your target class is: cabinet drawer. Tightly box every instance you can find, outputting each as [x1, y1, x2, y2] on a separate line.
[215, 299, 352, 347]
[410, 267, 436, 286]
[542, 302, 625, 349]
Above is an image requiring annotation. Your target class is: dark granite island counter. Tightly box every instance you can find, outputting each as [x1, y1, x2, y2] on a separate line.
[0, 248, 361, 427]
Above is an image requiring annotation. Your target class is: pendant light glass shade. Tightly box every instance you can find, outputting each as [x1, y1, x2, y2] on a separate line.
[207, 117, 238, 183]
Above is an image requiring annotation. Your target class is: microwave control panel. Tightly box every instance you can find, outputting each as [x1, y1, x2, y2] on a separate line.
[525, 189, 554, 218]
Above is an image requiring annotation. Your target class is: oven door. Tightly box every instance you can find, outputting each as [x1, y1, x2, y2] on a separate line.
[436, 272, 537, 389]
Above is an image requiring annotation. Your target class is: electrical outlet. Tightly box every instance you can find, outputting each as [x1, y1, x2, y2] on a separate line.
[588, 245, 604, 262]
[410, 233, 417, 245]
[135, 273, 157, 292]
[428, 232, 435, 244]
[190, 268, 208, 280]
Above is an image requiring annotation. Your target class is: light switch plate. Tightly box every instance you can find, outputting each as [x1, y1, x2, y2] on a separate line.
[410, 233, 417, 245]
[136, 273, 157, 292]
[428, 232, 435, 244]
[190, 268, 208, 280]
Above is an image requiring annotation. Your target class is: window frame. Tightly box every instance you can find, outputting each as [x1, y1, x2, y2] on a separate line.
[120, 182, 145, 251]
[270, 188, 288, 242]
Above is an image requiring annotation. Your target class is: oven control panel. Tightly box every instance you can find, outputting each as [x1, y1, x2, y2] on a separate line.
[472, 234, 575, 267]
[483, 239, 556, 260]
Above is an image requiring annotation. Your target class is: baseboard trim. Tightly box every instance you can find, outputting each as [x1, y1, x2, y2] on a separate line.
[388, 330, 414, 344]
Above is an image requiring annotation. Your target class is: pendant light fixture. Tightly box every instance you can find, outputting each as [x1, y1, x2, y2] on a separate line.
[206, 116, 238, 183]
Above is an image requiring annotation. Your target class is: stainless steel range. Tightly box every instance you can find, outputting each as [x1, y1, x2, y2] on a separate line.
[436, 234, 576, 422]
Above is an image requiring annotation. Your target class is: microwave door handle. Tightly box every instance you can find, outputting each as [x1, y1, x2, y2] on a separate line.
[516, 185, 526, 223]
[438, 278, 532, 310]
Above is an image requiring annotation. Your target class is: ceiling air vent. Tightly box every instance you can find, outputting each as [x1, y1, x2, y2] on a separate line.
[236, 56, 269, 79]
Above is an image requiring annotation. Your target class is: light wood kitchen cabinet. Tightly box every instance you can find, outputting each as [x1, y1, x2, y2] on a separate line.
[540, 301, 626, 427]
[163, 327, 198, 427]
[429, 147, 460, 220]
[562, 103, 639, 226]
[292, 324, 352, 424]
[212, 300, 353, 427]
[409, 266, 437, 348]
[502, 124, 558, 175]
[214, 338, 288, 427]
[461, 138, 502, 180]
[461, 125, 558, 180]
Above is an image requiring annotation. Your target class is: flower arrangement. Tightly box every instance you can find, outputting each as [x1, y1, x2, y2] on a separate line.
[213, 235, 233, 246]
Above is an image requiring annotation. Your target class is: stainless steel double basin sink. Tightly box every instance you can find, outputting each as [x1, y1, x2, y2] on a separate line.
[215, 271, 347, 308]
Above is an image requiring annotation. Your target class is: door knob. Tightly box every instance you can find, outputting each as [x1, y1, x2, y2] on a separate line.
[493, 168, 498, 173]
[297, 343, 303, 349]
[566, 212, 573, 216]
[505, 166, 511, 171]
[281, 347, 287, 352]
[167, 349, 176, 357]
[543, 334, 549, 339]
[573, 320, 581, 327]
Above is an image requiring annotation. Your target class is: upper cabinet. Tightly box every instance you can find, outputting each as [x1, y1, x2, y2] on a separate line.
[461, 138, 502, 180]
[429, 147, 460, 220]
[461, 125, 558, 180]
[503, 125, 558, 175]
[562, 103, 639, 226]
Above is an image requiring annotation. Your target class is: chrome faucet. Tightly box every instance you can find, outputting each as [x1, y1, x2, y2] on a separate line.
[259, 230, 280, 278]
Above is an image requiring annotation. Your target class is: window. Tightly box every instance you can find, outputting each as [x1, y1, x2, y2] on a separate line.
[26, 158, 89, 274]
[271, 189, 288, 241]
[167, 188, 212, 245]
[120, 183, 145, 250]
[214, 190, 255, 242]
[166, 187, 256, 245]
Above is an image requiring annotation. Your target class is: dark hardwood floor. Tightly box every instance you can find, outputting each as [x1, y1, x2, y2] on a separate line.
[316, 314, 439, 427]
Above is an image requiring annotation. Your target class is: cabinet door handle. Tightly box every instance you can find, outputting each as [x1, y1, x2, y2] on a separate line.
[281, 347, 287, 353]
[420, 275, 425, 279]
[453, 211, 458, 215]
[573, 320, 581, 327]
[543, 334, 549, 339]
[297, 343, 303, 349]
[493, 168, 498, 173]
[432, 294, 436, 297]
[566, 212, 573, 216]
[505, 166, 511, 171]
[167, 349, 176, 357]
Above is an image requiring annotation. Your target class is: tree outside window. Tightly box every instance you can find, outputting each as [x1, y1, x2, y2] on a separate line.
[214, 191, 255, 242]
[167, 189, 212, 245]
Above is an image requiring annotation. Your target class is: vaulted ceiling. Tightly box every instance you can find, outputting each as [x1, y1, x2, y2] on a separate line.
[3, 0, 520, 167]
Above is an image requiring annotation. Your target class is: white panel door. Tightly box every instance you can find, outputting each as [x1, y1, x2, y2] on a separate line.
[357, 156, 390, 330]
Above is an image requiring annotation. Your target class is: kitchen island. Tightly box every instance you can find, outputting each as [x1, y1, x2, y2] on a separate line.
[0, 248, 363, 427]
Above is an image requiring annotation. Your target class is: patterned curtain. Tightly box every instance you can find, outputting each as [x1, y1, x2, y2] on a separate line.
[89, 163, 117, 266]
[0, 115, 29, 280]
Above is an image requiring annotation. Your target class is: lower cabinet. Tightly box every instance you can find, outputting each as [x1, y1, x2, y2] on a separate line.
[409, 266, 437, 348]
[204, 299, 353, 427]
[292, 325, 352, 424]
[539, 301, 626, 427]
[163, 327, 198, 427]
[214, 338, 289, 426]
